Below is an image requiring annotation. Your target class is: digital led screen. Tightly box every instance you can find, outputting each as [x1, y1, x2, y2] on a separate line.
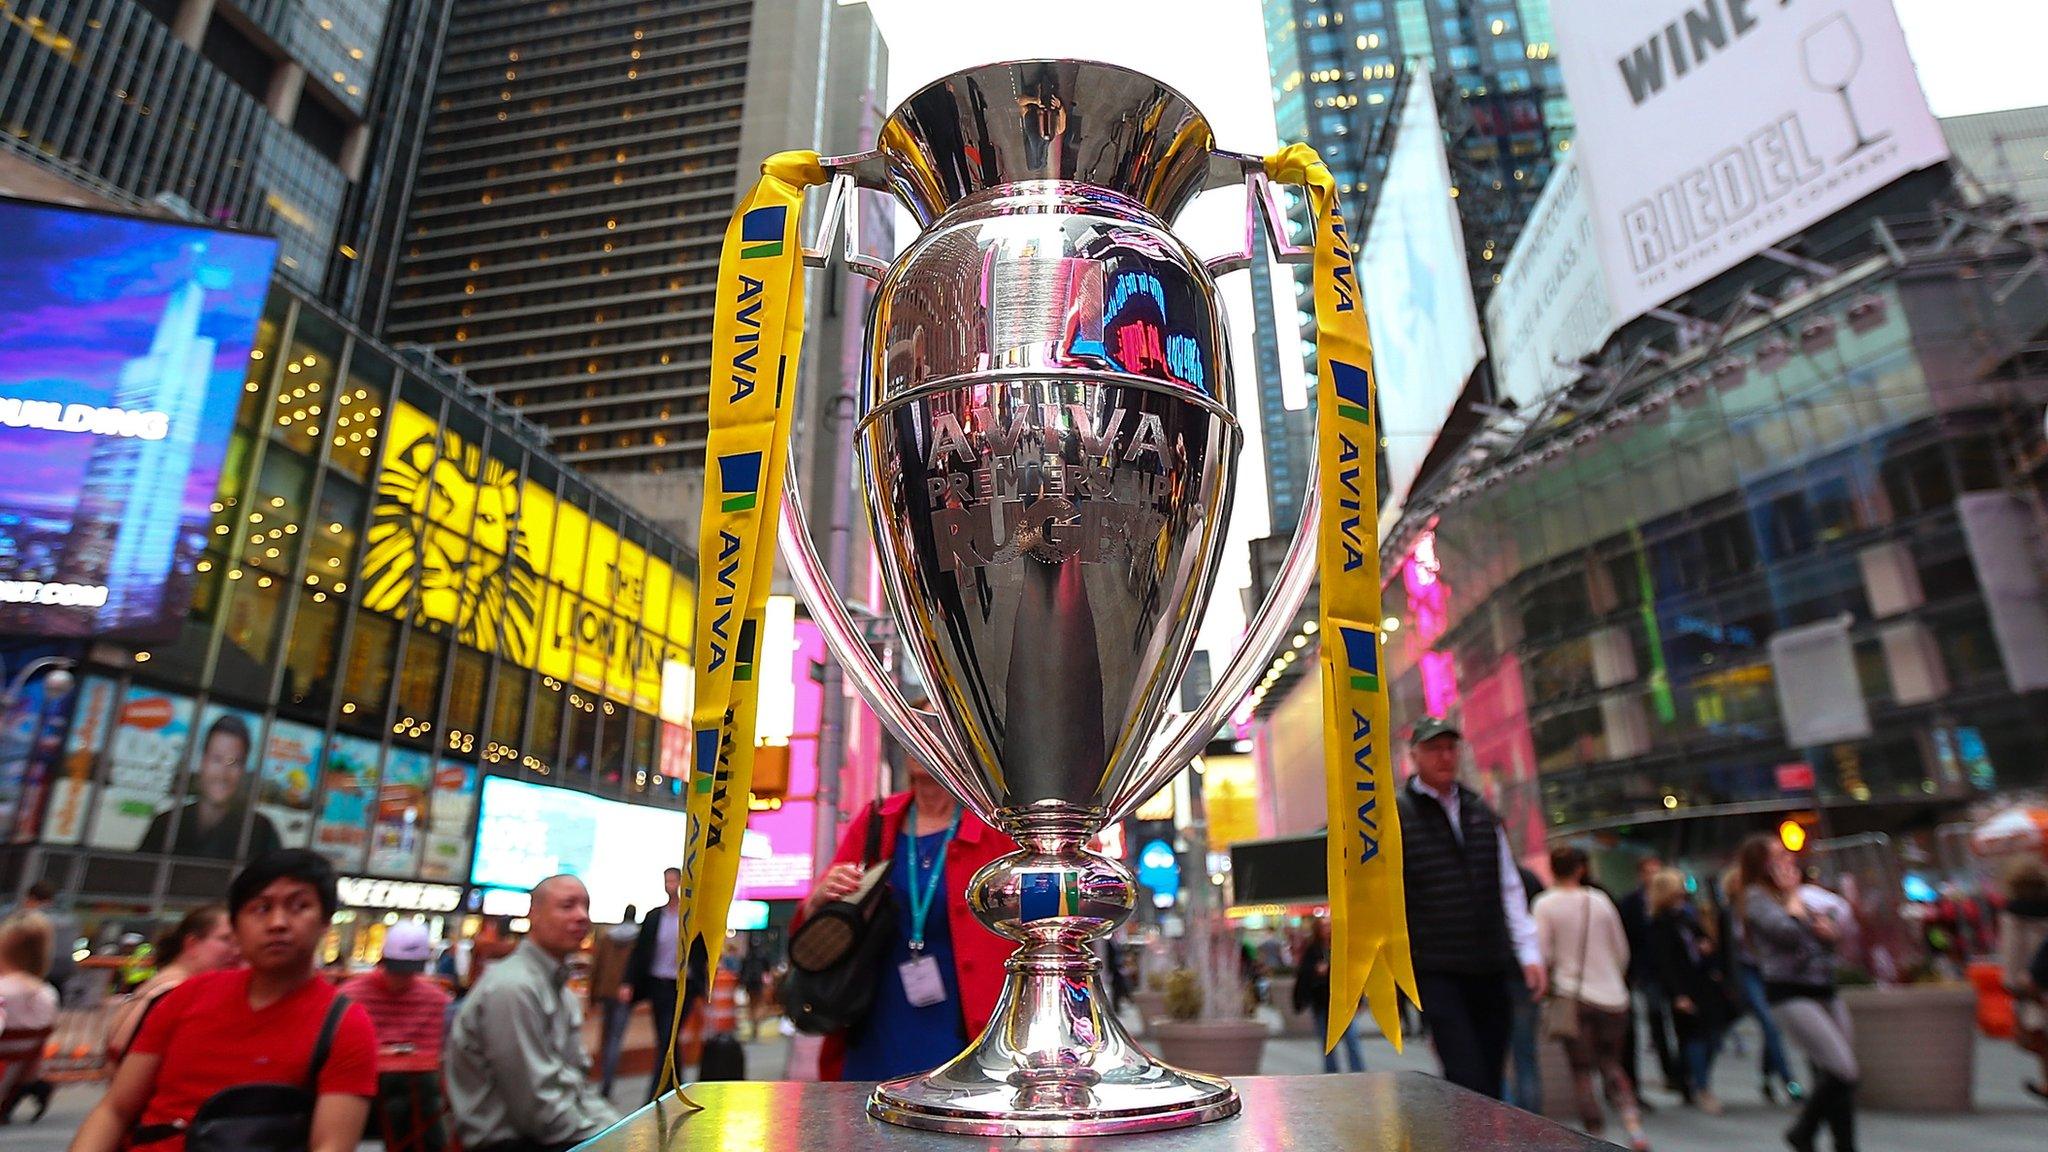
[0, 196, 278, 639]
[470, 775, 688, 922]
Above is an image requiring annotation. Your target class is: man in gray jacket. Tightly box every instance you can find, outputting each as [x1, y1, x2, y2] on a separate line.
[446, 875, 620, 1152]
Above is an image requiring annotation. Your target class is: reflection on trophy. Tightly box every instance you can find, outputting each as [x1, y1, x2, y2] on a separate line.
[780, 60, 1319, 1135]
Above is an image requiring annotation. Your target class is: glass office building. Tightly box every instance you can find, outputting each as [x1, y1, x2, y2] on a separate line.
[1, 280, 701, 918]
[1363, 226, 2048, 846]
[0, 0, 414, 293]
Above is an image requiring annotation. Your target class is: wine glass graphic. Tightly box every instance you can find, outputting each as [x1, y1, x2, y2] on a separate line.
[1802, 13, 1890, 161]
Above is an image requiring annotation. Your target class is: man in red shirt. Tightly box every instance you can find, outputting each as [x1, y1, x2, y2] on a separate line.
[67, 850, 377, 1152]
[341, 920, 451, 1150]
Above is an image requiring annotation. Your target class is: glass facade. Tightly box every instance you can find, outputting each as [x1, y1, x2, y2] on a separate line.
[1363, 266, 2048, 841]
[0, 1, 394, 293]
[385, 0, 756, 474]
[2, 282, 698, 909]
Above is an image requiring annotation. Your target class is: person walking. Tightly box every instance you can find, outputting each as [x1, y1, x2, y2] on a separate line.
[1725, 864, 1803, 1104]
[340, 921, 452, 1151]
[1506, 865, 1547, 1114]
[445, 875, 619, 1152]
[623, 868, 707, 1099]
[66, 850, 378, 1152]
[797, 753, 1015, 1081]
[0, 912, 61, 1123]
[588, 904, 639, 1096]
[1996, 856, 2048, 1101]
[18, 882, 78, 1001]
[1617, 855, 1686, 1103]
[1734, 834, 1859, 1152]
[1532, 845, 1648, 1150]
[1648, 869, 1734, 1115]
[104, 905, 238, 1060]
[1292, 917, 1367, 1073]
[1395, 716, 1546, 1101]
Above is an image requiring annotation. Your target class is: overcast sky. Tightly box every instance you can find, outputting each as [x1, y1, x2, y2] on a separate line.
[1895, 0, 2048, 117]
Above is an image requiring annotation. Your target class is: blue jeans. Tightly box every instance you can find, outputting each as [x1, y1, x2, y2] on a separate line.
[1310, 1002, 1368, 1073]
[1507, 978, 1543, 1113]
[1683, 1029, 1725, 1093]
[597, 997, 633, 1095]
[1736, 963, 1796, 1084]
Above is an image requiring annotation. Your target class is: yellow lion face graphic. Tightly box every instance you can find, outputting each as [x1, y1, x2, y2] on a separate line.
[360, 427, 539, 660]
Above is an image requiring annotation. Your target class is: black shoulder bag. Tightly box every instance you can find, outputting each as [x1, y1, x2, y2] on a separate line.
[784, 801, 898, 1036]
[133, 994, 353, 1152]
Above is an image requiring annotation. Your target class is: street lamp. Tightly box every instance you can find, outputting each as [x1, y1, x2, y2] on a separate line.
[1, 656, 76, 712]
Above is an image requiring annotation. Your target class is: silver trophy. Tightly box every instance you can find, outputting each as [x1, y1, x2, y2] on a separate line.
[780, 60, 1321, 1136]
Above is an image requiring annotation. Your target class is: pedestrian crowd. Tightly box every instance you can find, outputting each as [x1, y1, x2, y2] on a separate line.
[0, 722, 2043, 1152]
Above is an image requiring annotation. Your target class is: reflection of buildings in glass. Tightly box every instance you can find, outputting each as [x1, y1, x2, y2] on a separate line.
[53, 262, 217, 628]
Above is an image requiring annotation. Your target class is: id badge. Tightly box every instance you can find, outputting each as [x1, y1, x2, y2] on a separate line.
[899, 955, 948, 1007]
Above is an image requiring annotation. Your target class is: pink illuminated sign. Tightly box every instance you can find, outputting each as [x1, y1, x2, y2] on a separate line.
[1400, 528, 1461, 718]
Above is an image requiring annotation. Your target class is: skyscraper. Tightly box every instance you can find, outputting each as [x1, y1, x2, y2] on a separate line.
[0, 1, 413, 295]
[381, 0, 877, 498]
[53, 260, 217, 628]
[1267, 0, 1570, 299]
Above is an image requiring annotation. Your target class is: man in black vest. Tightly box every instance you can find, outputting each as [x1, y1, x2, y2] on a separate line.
[1396, 717, 1546, 1101]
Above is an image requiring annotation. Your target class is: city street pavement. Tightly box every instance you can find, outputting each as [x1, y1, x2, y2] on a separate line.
[10, 1009, 2045, 1151]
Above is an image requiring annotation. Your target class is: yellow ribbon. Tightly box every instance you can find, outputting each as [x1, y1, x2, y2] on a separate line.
[1264, 143, 1418, 1054]
[673, 150, 829, 1099]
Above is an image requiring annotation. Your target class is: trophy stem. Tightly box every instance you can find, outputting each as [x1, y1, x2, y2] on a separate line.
[867, 805, 1241, 1136]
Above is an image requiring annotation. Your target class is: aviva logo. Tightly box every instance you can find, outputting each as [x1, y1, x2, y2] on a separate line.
[739, 206, 786, 259]
[718, 451, 762, 512]
[1340, 625, 1380, 693]
[734, 618, 757, 683]
[693, 729, 719, 794]
[1331, 359, 1373, 425]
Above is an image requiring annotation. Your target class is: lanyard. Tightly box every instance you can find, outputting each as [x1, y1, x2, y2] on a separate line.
[903, 804, 962, 953]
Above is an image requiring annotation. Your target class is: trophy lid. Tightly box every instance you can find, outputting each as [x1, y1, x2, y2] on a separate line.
[874, 59, 1220, 225]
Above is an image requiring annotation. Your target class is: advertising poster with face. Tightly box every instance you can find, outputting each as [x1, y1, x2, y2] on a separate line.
[35, 673, 117, 845]
[368, 746, 433, 876]
[85, 686, 195, 850]
[422, 759, 478, 883]
[136, 701, 273, 861]
[313, 732, 380, 870]
[257, 718, 323, 849]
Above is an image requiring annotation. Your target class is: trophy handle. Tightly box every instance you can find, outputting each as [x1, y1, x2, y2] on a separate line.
[776, 454, 985, 804]
[1117, 158, 1325, 813]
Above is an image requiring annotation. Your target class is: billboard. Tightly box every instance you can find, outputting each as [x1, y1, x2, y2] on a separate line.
[1360, 77, 1486, 518]
[1552, 0, 1949, 321]
[360, 402, 695, 712]
[471, 775, 687, 922]
[0, 196, 277, 638]
[1484, 157, 1618, 408]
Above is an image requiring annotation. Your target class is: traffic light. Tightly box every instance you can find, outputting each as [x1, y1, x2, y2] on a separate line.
[1778, 819, 1806, 853]
[1778, 811, 1820, 853]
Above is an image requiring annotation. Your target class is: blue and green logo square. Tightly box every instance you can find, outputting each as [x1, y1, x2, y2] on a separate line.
[718, 450, 762, 513]
[739, 205, 786, 259]
[1331, 359, 1373, 425]
[1340, 625, 1380, 693]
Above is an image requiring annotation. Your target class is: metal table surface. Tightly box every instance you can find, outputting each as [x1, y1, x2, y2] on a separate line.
[575, 1073, 1611, 1151]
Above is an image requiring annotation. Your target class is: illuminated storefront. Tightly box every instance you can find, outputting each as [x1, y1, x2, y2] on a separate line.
[2, 283, 708, 915]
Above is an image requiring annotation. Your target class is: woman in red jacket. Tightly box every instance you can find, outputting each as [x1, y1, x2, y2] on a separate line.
[798, 755, 1015, 1081]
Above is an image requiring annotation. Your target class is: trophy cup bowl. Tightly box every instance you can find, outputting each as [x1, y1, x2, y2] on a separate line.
[779, 60, 1320, 1136]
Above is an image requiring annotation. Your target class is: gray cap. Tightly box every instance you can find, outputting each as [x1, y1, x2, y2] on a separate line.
[1410, 716, 1463, 745]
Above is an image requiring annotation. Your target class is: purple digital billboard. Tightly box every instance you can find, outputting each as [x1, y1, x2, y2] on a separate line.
[0, 196, 277, 639]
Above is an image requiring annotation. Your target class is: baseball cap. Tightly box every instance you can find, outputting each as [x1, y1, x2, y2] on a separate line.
[1410, 716, 1463, 745]
[381, 921, 433, 973]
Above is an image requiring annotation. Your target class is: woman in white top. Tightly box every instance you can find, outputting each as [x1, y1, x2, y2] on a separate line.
[0, 912, 61, 1122]
[1533, 845, 1649, 1151]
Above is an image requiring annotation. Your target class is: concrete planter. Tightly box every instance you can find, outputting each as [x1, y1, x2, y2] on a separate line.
[1839, 984, 1978, 1112]
[1129, 989, 1170, 1036]
[1265, 975, 1320, 1037]
[1150, 1018, 1269, 1077]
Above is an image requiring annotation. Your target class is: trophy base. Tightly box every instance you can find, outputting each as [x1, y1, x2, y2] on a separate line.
[866, 944, 1239, 1136]
[868, 1032, 1239, 1136]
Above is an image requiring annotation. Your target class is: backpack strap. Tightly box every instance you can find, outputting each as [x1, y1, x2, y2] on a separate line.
[860, 799, 885, 868]
[303, 994, 352, 1092]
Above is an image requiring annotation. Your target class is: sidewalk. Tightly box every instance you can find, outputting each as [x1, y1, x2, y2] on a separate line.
[10, 1013, 2044, 1151]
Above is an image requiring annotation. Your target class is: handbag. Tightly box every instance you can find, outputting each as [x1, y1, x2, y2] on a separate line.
[132, 994, 351, 1152]
[1541, 892, 1593, 1044]
[784, 801, 898, 1036]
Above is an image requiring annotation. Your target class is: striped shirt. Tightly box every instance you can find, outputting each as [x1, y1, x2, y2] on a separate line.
[338, 970, 451, 1060]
